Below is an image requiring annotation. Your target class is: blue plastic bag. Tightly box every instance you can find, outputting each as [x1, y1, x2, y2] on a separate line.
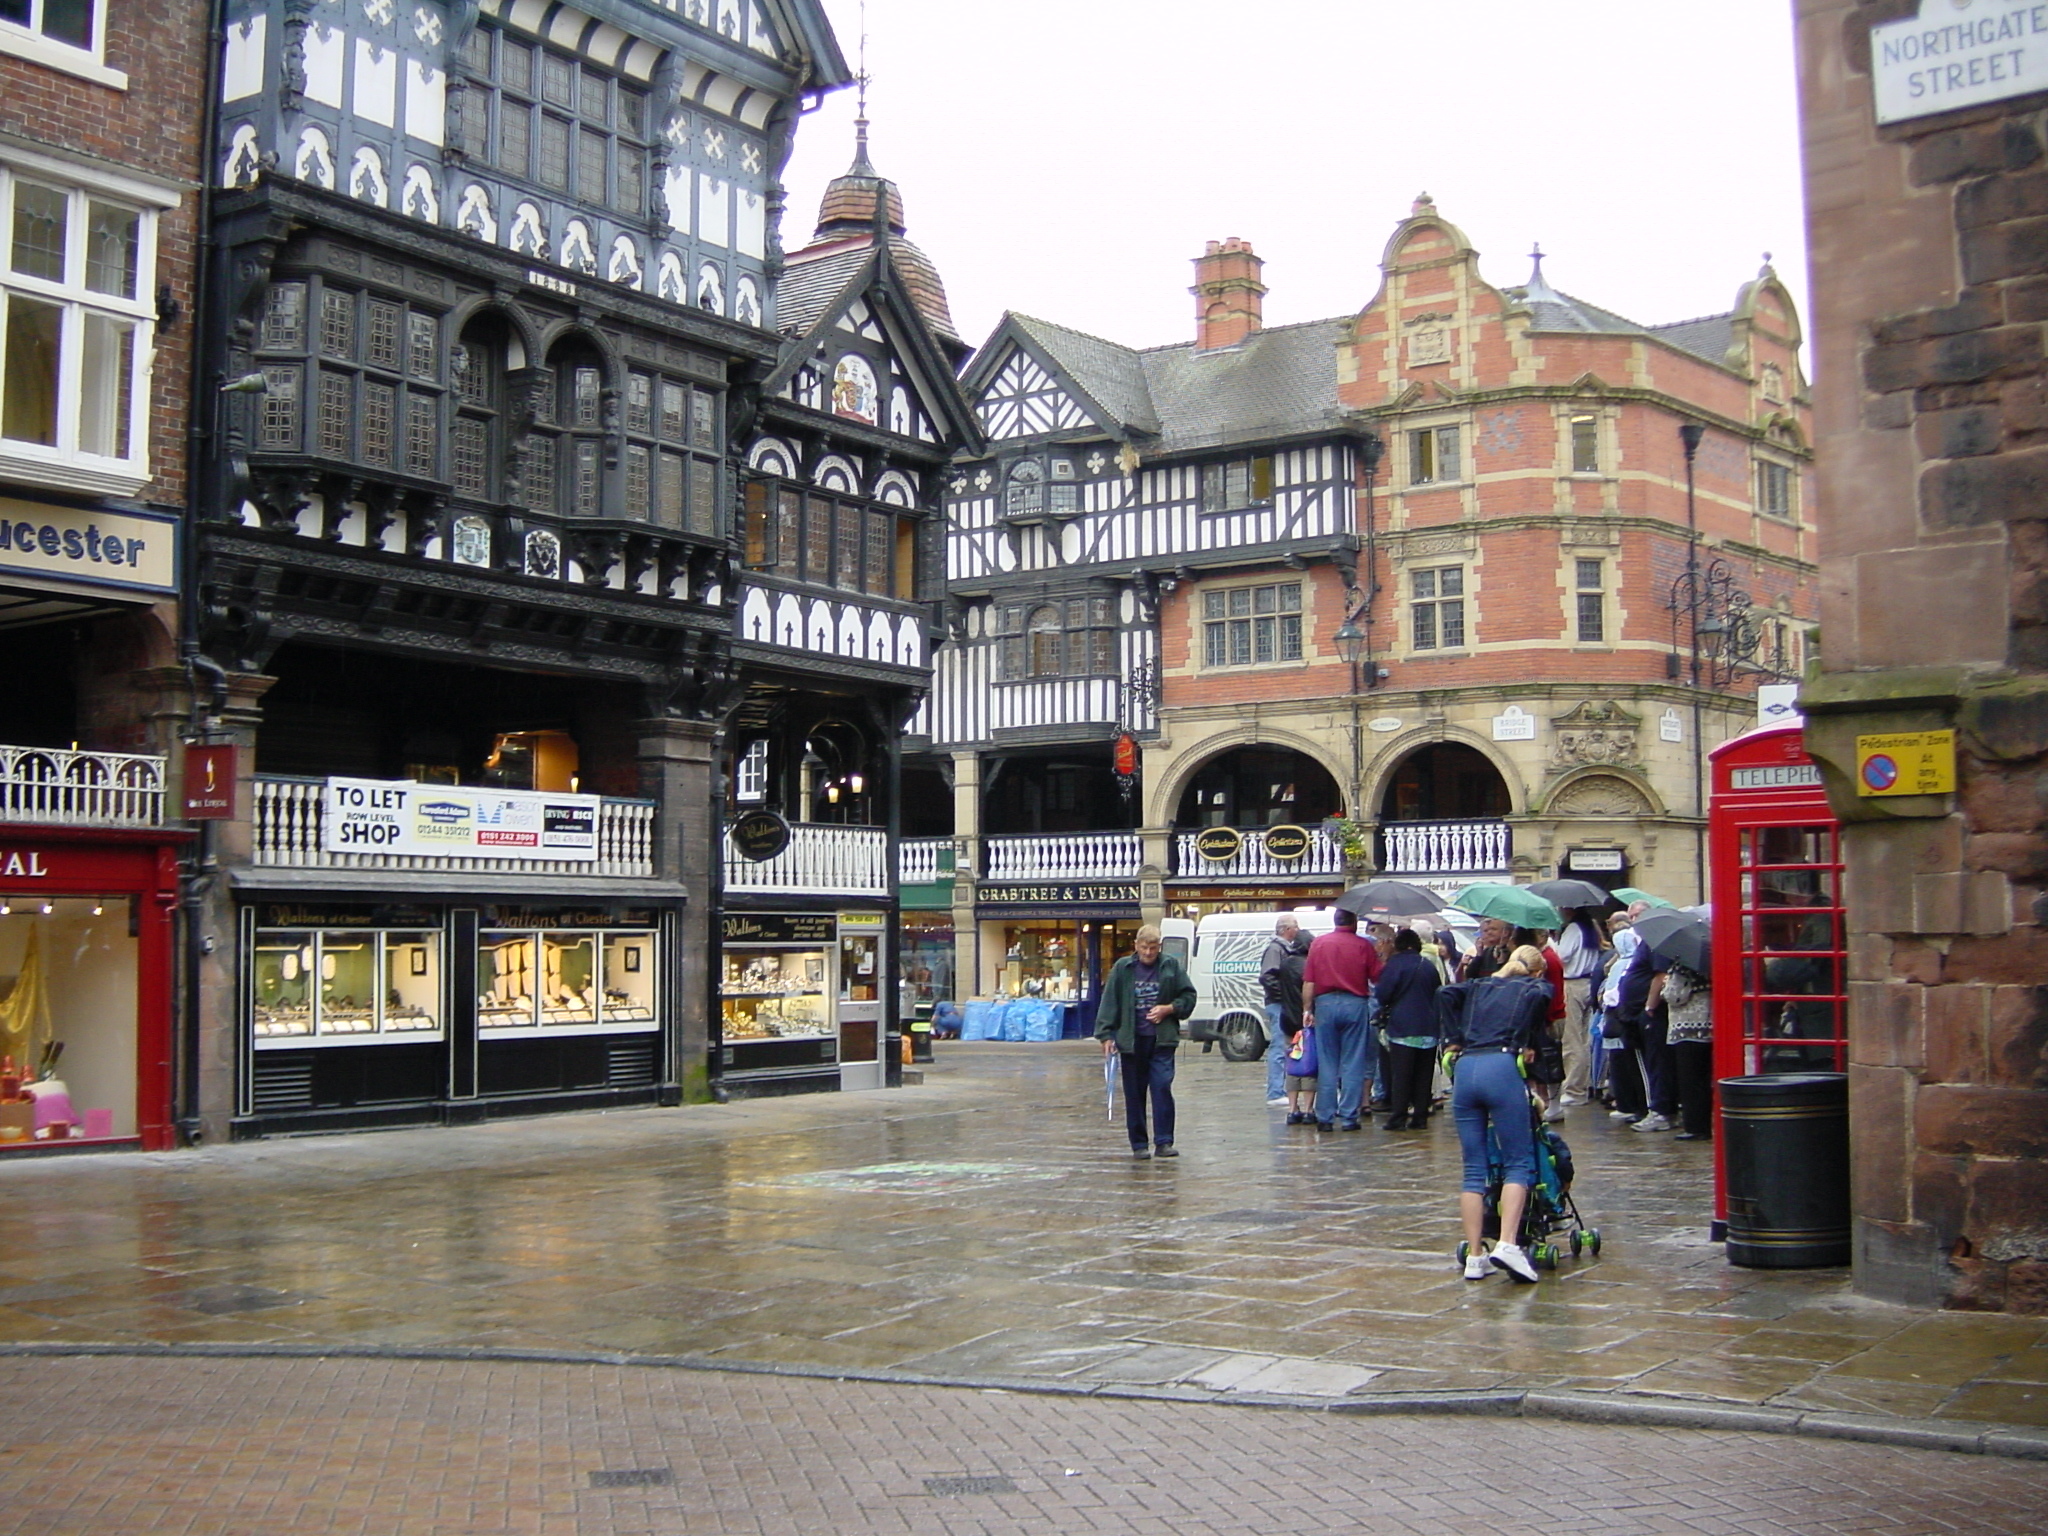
[1285, 1024, 1319, 1078]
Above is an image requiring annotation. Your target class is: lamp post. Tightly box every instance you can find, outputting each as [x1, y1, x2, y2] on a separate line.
[1333, 616, 1365, 851]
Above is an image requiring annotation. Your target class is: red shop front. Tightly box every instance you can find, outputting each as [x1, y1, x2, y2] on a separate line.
[1706, 723, 1848, 1229]
[0, 828, 183, 1152]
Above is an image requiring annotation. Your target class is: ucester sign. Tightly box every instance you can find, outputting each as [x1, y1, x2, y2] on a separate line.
[1872, 2, 2048, 125]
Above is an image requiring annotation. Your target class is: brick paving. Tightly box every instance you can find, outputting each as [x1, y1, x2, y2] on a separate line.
[0, 1040, 2045, 1528]
[1, 1353, 2043, 1535]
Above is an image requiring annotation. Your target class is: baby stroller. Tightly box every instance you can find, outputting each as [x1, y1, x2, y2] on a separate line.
[1457, 1089, 1602, 1270]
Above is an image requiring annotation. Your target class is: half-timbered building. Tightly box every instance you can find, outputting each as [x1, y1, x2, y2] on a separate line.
[715, 122, 976, 1094]
[189, 0, 854, 1139]
[931, 209, 1815, 1009]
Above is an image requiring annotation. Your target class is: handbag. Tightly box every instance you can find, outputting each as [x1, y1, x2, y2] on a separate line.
[1285, 1023, 1319, 1078]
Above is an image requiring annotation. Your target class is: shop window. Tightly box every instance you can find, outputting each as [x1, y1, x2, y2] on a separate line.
[457, 22, 648, 216]
[1200, 456, 1273, 512]
[250, 929, 443, 1044]
[1202, 581, 1302, 668]
[1408, 424, 1461, 485]
[1575, 558, 1605, 643]
[1, 165, 165, 495]
[477, 926, 657, 1033]
[1570, 413, 1599, 474]
[1410, 565, 1466, 650]
[721, 942, 829, 1043]
[0, 896, 139, 1144]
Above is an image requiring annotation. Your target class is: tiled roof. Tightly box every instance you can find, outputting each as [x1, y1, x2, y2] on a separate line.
[1511, 280, 1740, 367]
[1003, 315, 1344, 450]
[777, 241, 871, 339]
[1646, 314, 1736, 365]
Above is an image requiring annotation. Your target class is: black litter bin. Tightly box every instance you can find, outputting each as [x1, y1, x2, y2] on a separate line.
[1720, 1072, 1851, 1268]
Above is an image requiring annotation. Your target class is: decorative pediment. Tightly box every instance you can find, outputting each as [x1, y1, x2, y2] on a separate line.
[1568, 371, 1612, 395]
[1548, 699, 1642, 772]
[1545, 771, 1654, 818]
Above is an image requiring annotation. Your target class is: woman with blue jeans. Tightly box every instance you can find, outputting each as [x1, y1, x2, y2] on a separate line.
[1435, 945, 1553, 1282]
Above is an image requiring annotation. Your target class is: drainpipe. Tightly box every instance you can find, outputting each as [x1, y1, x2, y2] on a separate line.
[175, 0, 231, 1143]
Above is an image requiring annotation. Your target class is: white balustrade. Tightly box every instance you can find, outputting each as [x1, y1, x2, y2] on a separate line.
[982, 832, 1142, 883]
[898, 837, 953, 886]
[1378, 819, 1512, 876]
[0, 744, 164, 828]
[252, 777, 655, 877]
[724, 822, 890, 896]
[1172, 826, 1344, 880]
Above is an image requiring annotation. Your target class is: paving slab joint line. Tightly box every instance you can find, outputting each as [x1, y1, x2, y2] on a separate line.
[1, 1341, 2041, 1460]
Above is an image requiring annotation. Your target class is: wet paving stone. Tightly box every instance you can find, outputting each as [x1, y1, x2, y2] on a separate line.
[0, 1041, 2041, 1429]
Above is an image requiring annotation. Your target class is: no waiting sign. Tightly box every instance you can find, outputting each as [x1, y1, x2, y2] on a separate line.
[1855, 731, 1958, 798]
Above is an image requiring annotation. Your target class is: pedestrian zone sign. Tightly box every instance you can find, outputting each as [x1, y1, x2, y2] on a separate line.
[1855, 730, 1957, 797]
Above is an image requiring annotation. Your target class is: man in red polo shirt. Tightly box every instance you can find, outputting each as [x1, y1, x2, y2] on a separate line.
[1300, 909, 1384, 1130]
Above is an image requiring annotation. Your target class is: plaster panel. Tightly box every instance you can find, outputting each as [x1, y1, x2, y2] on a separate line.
[223, 15, 266, 101]
[353, 37, 397, 127]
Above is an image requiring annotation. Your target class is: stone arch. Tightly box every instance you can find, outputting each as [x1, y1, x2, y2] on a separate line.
[443, 295, 541, 371]
[1538, 767, 1663, 819]
[1144, 729, 1347, 832]
[1363, 727, 1524, 822]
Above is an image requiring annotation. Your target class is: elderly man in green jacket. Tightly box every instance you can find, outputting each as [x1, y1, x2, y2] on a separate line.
[1095, 924, 1198, 1159]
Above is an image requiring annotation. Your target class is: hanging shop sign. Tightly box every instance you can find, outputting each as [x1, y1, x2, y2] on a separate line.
[181, 745, 237, 820]
[320, 778, 599, 860]
[1194, 827, 1243, 862]
[1872, 3, 2048, 125]
[1262, 825, 1310, 861]
[1113, 733, 1139, 777]
[729, 808, 792, 862]
[721, 912, 835, 944]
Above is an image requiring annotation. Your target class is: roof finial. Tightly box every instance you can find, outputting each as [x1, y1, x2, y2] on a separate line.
[849, 0, 875, 174]
[1760, 250, 1775, 277]
[1525, 242, 1561, 303]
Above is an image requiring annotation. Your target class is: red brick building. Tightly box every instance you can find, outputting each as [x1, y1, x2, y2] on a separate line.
[0, 0, 209, 1148]
[1794, 0, 2048, 1314]
[928, 202, 1816, 1003]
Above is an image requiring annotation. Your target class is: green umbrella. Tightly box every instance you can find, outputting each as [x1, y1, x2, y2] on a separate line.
[1447, 883, 1563, 932]
[1611, 888, 1676, 909]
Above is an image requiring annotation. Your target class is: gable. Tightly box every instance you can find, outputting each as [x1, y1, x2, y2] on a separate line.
[975, 344, 1098, 441]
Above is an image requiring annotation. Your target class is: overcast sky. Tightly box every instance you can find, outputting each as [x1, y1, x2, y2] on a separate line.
[780, 0, 1810, 360]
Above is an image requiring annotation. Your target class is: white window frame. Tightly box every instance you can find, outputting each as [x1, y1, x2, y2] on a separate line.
[0, 149, 172, 497]
[1568, 412, 1600, 475]
[0, 0, 129, 89]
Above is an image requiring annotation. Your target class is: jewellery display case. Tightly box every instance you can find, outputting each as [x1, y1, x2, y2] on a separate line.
[251, 929, 443, 1046]
[477, 927, 659, 1035]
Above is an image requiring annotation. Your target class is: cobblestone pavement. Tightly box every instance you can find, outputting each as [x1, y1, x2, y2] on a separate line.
[3, 1352, 2045, 1536]
[0, 1043, 2043, 1439]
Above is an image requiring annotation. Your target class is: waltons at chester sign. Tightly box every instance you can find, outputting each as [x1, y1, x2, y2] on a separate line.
[1872, 2, 2048, 124]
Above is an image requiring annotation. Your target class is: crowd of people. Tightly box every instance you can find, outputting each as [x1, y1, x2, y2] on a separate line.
[1093, 897, 1713, 1272]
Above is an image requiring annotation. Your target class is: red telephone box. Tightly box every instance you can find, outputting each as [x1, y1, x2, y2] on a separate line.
[1707, 723, 1848, 1229]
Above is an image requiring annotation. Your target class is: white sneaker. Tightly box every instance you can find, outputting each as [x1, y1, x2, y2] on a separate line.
[1490, 1242, 1540, 1283]
[1559, 1094, 1585, 1108]
[1609, 1109, 1637, 1121]
[1463, 1253, 1491, 1281]
[1266, 1096, 1289, 1106]
[1631, 1112, 1673, 1132]
[1542, 1103, 1568, 1123]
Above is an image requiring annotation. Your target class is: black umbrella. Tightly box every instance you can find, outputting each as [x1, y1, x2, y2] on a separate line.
[1335, 880, 1444, 920]
[1527, 878, 1612, 911]
[1632, 909, 1711, 973]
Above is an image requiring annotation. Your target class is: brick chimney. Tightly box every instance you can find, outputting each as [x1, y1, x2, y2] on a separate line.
[1191, 237, 1266, 351]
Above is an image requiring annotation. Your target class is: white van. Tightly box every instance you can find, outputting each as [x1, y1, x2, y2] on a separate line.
[1181, 907, 1480, 1062]
[1183, 910, 1335, 1061]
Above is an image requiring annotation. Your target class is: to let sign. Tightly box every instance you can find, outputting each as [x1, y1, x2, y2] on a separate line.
[1872, 3, 2048, 124]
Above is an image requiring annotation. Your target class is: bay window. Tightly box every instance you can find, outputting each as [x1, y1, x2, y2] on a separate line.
[0, 162, 165, 496]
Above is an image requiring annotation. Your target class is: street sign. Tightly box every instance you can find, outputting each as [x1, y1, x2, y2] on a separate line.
[1855, 730, 1957, 797]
